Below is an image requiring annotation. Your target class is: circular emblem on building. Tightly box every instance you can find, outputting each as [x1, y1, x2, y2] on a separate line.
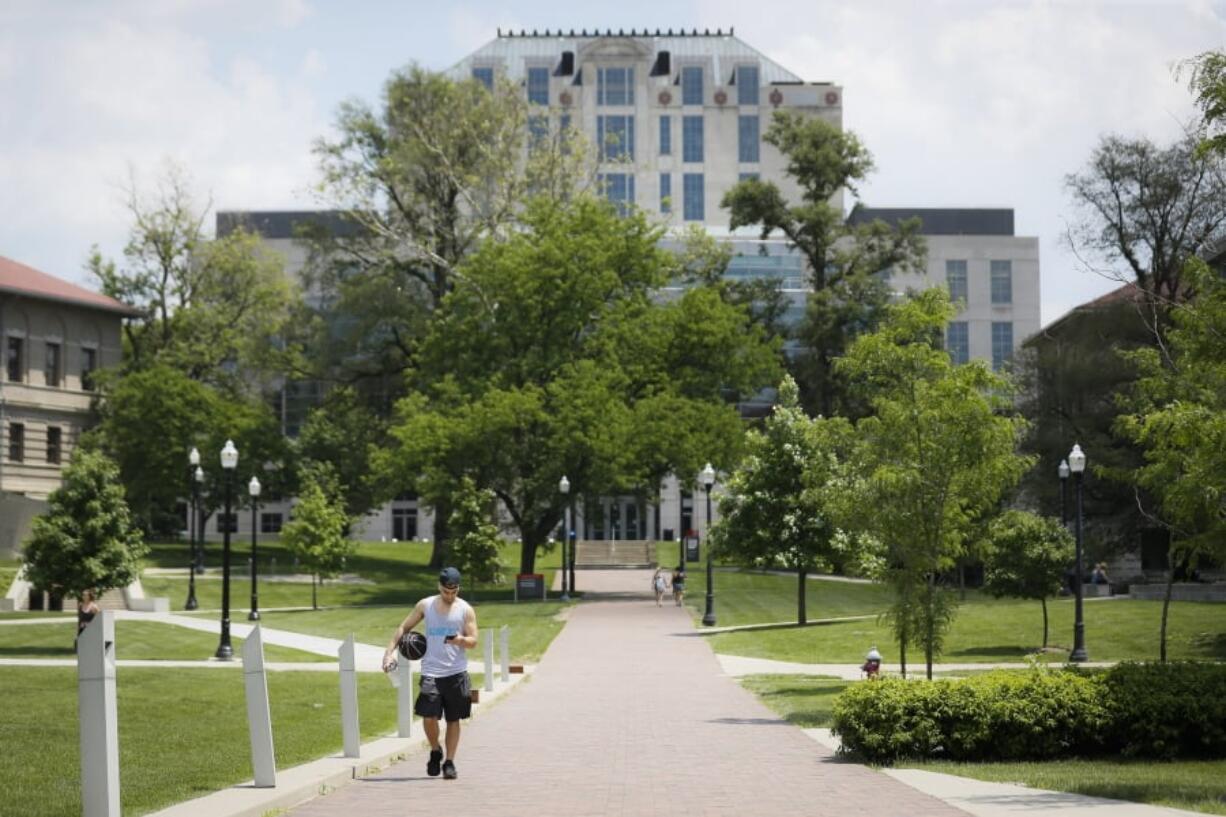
[714, 89, 727, 105]
[769, 88, 784, 107]
[658, 90, 672, 106]
[559, 91, 573, 107]
[825, 91, 840, 106]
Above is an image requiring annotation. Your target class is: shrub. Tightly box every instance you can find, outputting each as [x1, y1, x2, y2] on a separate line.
[1101, 662, 1226, 759]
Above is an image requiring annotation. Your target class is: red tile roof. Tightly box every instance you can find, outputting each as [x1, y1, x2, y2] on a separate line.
[0, 255, 140, 316]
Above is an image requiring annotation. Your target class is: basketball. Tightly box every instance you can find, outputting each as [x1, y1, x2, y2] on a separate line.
[398, 630, 427, 661]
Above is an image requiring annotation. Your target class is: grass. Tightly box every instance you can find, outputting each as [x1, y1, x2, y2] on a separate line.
[678, 568, 892, 626]
[0, 619, 328, 662]
[737, 674, 851, 727]
[247, 600, 570, 663]
[0, 665, 421, 817]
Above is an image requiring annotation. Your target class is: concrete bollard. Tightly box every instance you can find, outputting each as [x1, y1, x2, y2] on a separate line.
[500, 625, 510, 682]
[396, 659, 413, 738]
[338, 634, 360, 757]
[483, 628, 494, 691]
[78, 610, 120, 817]
[242, 625, 276, 787]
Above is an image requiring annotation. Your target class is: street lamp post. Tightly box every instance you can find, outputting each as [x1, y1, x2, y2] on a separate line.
[700, 462, 716, 627]
[193, 466, 205, 572]
[248, 475, 261, 621]
[185, 448, 200, 611]
[1058, 459, 1070, 527]
[559, 476, 570, 601]
[1068, 443, 1088, 662]
[216, 440, 238, 660]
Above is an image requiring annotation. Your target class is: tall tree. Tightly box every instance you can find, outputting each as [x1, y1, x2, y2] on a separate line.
[281, 467, 353, 610]
[446, 477, 507, 602]
[711, 375, 853, 625]
[837, 289, 1031, 679]
[295, 386, 387, 524]
[1184, 50, 1226, 158]
[722, 112, 926, 417]
[983, 510, 1075, 650]
[22, 450, 147, 602]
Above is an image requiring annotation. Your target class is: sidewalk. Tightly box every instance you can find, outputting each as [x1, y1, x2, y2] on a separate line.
[717, 654, 1118, 681]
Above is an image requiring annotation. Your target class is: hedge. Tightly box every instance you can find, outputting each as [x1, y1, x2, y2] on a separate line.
[831, 662, 1226, 763]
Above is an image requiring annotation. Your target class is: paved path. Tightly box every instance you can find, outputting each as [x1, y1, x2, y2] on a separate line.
[286, 575, 964, 817]
[717, 654, 1119, 681]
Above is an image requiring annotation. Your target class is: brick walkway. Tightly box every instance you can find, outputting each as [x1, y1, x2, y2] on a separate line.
[288, 576, 967, 817]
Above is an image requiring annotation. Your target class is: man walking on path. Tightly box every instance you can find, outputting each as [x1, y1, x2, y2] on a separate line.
[382, 566, 477, 780]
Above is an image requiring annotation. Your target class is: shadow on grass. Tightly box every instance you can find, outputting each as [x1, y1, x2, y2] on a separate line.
[945, 645, 1032, 658]
[673, 619, 848, 638]
[707, 717, 791, 726]
[0, 645, 75, 656]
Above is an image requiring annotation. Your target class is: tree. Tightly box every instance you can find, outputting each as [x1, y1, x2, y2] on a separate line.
[983, 510, 1075, 650]
[446, 478, 506, 601]
[22, 450, 147, 602]
[295, 386, 386, 523]
[1116, 258, 1226, 660]
[722, 111, 926, 417]
[281, 468, 353, 610]
[711, 375, 852, 625]
[1184, 50, 1226, 157]
[836, 289, 1031, 679]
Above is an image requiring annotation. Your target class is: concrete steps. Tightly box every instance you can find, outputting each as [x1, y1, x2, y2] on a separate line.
[574, 540, 655, 568]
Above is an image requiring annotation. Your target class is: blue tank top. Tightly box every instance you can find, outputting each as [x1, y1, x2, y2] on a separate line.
[420, 596, 470, 677]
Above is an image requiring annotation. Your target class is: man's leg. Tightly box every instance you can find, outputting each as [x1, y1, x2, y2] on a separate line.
[423, 717, 441, 750]
[423, 718, 443, 776]
[444, 720, 461, 759]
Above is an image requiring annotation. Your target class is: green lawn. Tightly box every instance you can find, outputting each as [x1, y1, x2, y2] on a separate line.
[738, 674, 851, 727]
[678, 569, 892, 626]
[0, 619, 327, 662]
[249, 600, 570, 663]
[0, 665, 422, 817]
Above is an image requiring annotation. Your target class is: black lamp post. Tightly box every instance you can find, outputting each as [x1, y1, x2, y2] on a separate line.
[193, 466, 205, 572]
[700, 462, 716, 627]
[1068, 443, 1088, 662]
[559, 476, 570, 601]
[248, 475, 261, 621]
[1058, 459, 1070, 526]
[678, 479, 685, 570]
[216, 439, 238, 660]
[185, 447, 200, 611]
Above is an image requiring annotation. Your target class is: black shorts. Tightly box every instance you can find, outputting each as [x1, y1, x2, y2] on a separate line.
[415, 671, 472, 722]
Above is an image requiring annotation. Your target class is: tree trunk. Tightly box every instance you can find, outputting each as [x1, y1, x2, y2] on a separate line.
[958, 563, 967, 601]
[429, 499, 451, 569]
[311, 573, 318, 611]
[1161, 561, 1176, 662]
[899, 626, 907, 680]
[925, 575, 935, 680]
[797, 564, 807, 626]
[1041, 597, 1049, 649]
[520, 537, 537, 575]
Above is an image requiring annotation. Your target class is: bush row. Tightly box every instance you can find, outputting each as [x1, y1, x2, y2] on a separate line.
[830, 662, 1226, 763]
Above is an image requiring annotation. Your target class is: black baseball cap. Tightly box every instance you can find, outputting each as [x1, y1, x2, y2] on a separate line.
[439, 567, 462, 586]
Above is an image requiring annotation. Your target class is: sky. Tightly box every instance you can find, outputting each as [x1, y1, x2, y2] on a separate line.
[2, 0, 1223, 327]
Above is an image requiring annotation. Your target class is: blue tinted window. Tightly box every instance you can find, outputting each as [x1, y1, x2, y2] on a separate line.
[681, 66, 703, 105]
[739, 172, 760, 181]
[736, 65, 759, 105]
[946, 260, 968, 305]
[527, 67, 549, 105]
[738, 115, 759, 163]
[683, 173, 704, 221]
[947, 322, 969, 365]
[992, 322, 1013, 371]
[601, 173, 636, 216]
[598, 67, 634, 105]
[472, 67, 494, 90]
[660, 173, 672, 213]
[528, 115, 549, 148]
[682, 116, 703, 163]
[659, 115, 671, 155]
[991, 260, 1013, 304]
[597, 115, 635, 161]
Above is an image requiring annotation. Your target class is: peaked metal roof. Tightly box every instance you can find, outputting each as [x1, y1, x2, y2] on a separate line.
[448, 28, 808, 86]
[0, 255, 140, 316]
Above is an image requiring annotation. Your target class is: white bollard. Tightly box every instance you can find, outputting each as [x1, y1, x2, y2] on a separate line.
[78, 610, 120, 817]
[396, 659, 413, 738]
[338, 634, 360, 757]
[500, 625, 510, 682]
[242, 624, 276, 787]
[483, 628, 494, 691]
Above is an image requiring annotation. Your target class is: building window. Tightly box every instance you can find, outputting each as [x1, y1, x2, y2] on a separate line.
[44, 342, 60, 387]
[5, 337, 21, 382]
[471, 66, 494, 90]
[260, 513, 283, 534]
[736, 65, 760, 105]
[682, 115, 703, 163]
[681, 66, 703, 105]
[660, 173, 672, 213]
[946, 322, 969, 365]
[738, 115, 760, 163]
[597, 66, 634, 106]
[738, 172, 760, 181]
[392, 507, 418, 541]
[946, 260, 968, 305]
[8, 423, 24, 462]
[683, 173, 704, 221]
[597, 115, 635, 161]
[216, 513, 238, 534]
[81, 347, 97, 391]
[659, 115, 671, 155]
[46, 426, 61, 464]
[992, 322, 1013, 371]
[600, 173, 636, 216]
[528, 115, 549, 149]
[527, 66, 549, 105]
[991, 260, 1013, 304]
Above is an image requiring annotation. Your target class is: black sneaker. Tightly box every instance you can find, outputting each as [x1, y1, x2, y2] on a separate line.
[427, 748, 443, 777]
[442, 759, 457, 780]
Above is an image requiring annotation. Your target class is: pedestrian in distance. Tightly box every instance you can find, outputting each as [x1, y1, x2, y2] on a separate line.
[75, 588, 100, 651]
[652, 569, 669, 606]
[382, 567, 478, 780]
[671, 565, 686, 606]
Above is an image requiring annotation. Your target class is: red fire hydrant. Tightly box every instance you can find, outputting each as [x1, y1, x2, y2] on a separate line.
[861, 646, 882, 680]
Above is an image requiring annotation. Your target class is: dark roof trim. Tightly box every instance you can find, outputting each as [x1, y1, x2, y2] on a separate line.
[498, 27, 734, 38]
[847, 206, 1015, 236]
[216, 211, 369, 240]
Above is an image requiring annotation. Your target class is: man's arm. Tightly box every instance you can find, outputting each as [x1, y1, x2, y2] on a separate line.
[454, 603, 478, 650]
[382, 600, 425, 670]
